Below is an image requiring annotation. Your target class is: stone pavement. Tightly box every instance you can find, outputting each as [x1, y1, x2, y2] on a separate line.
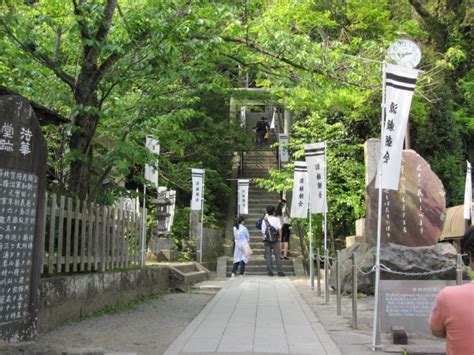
[168, 276, 448, 355]
[164, 276, 341, 355]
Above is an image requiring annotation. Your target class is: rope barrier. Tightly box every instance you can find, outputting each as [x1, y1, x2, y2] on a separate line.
[379, 263, 456, 276]
[313, 253, 463, 277]
[351, 261, 458, 277]
[355, 264, 376, 275]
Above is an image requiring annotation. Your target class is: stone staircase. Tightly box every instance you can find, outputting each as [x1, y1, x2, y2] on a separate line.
[225, 148, 298, 276]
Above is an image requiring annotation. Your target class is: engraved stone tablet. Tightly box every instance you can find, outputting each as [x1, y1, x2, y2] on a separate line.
[380, 280, 456, 333]
[366, 150, 446, 246]
[0, 96, 47, 341]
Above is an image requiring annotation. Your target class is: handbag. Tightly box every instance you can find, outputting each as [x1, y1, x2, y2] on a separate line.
[264, 131, 270, 140]
[242, 243, 252, 257]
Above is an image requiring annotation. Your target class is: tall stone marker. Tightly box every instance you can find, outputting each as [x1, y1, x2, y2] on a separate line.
[366, 148, 446, 246]
[0, 96, 47, 341]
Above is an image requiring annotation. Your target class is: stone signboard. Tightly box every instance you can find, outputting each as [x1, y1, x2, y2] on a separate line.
[366, 149, 446, 246]
[380, 280, 456, 333]
[0, 96, 47, 341]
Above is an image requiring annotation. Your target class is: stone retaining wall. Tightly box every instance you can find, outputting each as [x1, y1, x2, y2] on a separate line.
[38, 266, 169, 333]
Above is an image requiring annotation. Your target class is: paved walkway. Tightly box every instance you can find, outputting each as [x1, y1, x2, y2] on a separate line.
[164, 276, 341, 355]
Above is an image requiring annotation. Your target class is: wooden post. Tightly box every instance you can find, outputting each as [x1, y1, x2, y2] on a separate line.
[57, 195, 65, 273]
[40, 192, 48, 274]
[65, 197, 73, 273]
[80, 201, 87, 272]
[111, 207, 117, 269]
[100, 206, 107, 272]
[48, 193, 57, 274]
[72, 199, 80, 272]
[93, 203, 99, 271]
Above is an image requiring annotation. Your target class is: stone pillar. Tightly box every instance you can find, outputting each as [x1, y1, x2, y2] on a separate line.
[364, 138, 380, 186]
[284, 109, 292, 134]
[364, 138, 380, 244]
[189, 209, 201, 261]
[0, 96, 47, 341]
[229, 97, 237, 123]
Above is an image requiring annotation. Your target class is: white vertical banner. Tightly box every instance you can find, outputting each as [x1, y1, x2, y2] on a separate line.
[238, 179, 250, 215]
[270, 107, 277, 130]
[291, 161, 309, 218]
[144, 135, 160, 188]
[240, 106, 246, 128]
[191, 169, 204, 210]
[464, 161, 473, 220]
[305, 142, 327, 214]
[278, 134, 289, 163]
[376, 63, 419, 190]
[167, 190, 177, 232]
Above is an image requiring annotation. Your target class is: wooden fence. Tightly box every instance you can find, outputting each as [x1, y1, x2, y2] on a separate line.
[41, 193, 145, 275]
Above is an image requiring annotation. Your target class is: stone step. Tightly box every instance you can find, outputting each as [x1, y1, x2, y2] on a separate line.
[243, 166, 277, 170]
[242, 169, 276, 172]
[226, 272, 289, 276]
[243, 151, 276, 157]
[226, 258, 294, 276]
[226, 257, 293, 265]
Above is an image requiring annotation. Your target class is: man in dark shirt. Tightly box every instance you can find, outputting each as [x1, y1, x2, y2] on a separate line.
[255, 117, 269, 146]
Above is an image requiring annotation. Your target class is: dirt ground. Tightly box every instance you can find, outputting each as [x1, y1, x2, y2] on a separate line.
[0, 291, 213, 355]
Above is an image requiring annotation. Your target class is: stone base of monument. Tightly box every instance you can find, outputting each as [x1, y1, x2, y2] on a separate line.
[146, 237, 177, 262]
[345, 235, 366, 248]
[391, 326, 408, 345]
[146, 250, 178, 262]
[329, 242, 457, 294]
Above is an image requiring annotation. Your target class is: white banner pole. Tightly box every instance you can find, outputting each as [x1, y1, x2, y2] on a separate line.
[323, 145, 329, 304]
[464, 161, 472, 223]
[372, 62, 387, 350]
[309, 203, 314, 290]
[140, 184, 147, 267]
[199, 172, 205, 264]
[323, 145, 328, 251]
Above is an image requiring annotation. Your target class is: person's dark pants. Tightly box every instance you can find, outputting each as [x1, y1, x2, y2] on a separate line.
[264, 241, 283, 274]
[256, 131, 265, 146]
[232, 260, 246, 275]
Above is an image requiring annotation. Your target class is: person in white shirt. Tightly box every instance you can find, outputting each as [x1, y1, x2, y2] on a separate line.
[261, 205, 285, 277]
[231, 216, 250, 277]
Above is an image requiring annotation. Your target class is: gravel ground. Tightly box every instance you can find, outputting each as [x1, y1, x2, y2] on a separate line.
[0, 291, 214, 355]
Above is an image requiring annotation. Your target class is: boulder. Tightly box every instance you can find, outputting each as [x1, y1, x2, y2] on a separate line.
[365, 150, 446, 246]
[329, 242, 457, 294]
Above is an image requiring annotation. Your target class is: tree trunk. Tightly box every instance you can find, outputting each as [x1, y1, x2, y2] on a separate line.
[68, 73, 100, 199]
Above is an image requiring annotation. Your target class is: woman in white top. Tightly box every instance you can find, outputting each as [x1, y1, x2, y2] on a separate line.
[232, 216, 250, 277]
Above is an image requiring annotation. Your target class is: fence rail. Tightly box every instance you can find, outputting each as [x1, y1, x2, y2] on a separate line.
[41, 193, 144, 275]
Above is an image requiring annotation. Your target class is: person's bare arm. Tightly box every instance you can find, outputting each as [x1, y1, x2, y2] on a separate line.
[429, 290, 447, 339]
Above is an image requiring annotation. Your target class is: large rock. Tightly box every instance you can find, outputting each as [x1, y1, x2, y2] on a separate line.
[329, 242, 457, 294]
[366, 150, 446, 246]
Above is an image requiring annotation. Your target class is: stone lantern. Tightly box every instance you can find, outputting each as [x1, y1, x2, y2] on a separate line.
[147, 191, 176, 261]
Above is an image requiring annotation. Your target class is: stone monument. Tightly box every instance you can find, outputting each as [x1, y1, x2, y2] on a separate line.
[331, 140, 455, 296]
[366, 149, 446, 246]
[0, 96, 47, 341]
